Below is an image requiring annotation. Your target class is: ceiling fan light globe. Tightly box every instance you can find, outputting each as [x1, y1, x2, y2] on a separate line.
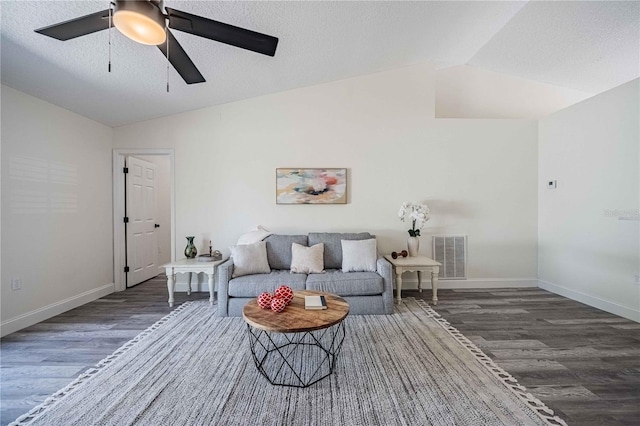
[113, 1, 166, 46]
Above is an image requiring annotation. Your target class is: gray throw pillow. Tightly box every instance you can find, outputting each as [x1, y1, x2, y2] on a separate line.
[290, 243, 325, 274]
[231, 241, 271, 278]
[341, 239, 377, 272]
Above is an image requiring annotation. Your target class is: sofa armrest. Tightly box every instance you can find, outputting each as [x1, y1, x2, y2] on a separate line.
[217, 258, 234, 317]
[377, 256, 394, 314]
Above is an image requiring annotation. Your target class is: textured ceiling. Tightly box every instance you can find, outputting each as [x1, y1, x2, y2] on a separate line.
[1, 1, 638, 127]
[469, 1, 640, 94]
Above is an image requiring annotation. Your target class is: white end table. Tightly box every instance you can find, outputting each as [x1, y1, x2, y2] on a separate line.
[383, 255, 442, 305]
[163, 258, 227, 307]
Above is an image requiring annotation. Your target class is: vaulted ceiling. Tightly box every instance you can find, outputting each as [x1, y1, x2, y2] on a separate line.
[1, 1, 638, 127]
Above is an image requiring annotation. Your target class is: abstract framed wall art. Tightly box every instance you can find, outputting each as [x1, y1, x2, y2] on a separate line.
[276, 168, 347, 204]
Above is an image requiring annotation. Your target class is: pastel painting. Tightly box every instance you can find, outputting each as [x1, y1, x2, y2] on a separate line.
[276, 168, 347, 204]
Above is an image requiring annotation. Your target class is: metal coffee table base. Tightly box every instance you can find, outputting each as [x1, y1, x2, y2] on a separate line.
[246, 322, 346, 388]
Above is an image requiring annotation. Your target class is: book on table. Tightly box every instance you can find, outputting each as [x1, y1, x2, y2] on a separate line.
[305, 295, 327, 310]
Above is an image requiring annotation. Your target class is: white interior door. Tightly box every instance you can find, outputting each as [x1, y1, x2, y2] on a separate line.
[126, 156, 158, 287]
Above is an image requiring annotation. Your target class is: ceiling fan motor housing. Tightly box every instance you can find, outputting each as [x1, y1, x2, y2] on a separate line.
[113, 0, 167, 45]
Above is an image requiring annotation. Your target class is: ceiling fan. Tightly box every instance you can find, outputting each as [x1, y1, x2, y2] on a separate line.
[35, 0, 279, 85]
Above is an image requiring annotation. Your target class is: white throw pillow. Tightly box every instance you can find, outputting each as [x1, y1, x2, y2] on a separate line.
[341, 239, 377, 273]
[290, 243, 325, 274]
[236, 225, 273, 245]
[230, 241, 271, 278]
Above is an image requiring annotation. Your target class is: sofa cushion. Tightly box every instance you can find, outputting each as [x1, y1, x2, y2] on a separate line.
[305, 270, 383, 296]
[341, 239, 377, 272]
[290, 243, 325, 274]
[264, 235, 308, 270]
[308, 232, 373, 269]
[228, 270, 307, 298]
[230, 241, 271, 278]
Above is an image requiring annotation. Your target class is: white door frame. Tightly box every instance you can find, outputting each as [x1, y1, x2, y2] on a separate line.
[113, 149, 176, 292]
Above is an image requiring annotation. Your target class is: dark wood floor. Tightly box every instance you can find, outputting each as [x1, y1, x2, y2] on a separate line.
[0, 275, 197, 425]
[420, 287, 640, 425]
[1, 279, 638, 425]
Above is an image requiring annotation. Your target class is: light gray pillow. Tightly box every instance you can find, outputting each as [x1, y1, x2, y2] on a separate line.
[236, 225, 272, 245]
[341, 239, 377, 272]
[290, 243, 325, 274]
[231, 241, 271, 278]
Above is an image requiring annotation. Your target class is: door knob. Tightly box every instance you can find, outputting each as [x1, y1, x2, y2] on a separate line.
[155, 224, 160, 228]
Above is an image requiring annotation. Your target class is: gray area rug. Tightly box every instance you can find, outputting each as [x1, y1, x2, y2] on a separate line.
[11, 299, 566, 426]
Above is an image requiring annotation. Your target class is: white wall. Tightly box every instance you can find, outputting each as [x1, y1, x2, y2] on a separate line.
[1, 60, 634, 332]
[114, 64, 539, 288]
[135, 155, 171, 268]
[436, 65, 592, 119]
[1, 85, 114, 336]
[539, 79, 640, 322]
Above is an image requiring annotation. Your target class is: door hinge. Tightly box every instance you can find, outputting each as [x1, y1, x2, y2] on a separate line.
[124, 266, 130, 273]
[123, 167, 128, 173]
[124, 217, 129, 223]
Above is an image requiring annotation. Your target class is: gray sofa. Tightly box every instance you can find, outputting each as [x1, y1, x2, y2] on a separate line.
[217, 232, 394, 316]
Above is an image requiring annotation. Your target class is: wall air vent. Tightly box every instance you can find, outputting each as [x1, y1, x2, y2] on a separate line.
[432, 235, 467, 279]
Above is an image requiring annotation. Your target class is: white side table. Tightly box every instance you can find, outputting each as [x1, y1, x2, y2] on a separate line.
[163, 258, 227, 307]
[383, 255, 442, 305]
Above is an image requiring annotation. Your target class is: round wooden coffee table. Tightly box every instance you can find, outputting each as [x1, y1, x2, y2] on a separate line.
[243, 290, 349, 388]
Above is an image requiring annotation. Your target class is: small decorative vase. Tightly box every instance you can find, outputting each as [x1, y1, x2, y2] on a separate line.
[184, 236, 197, 259]
[407, 236, 420, 257]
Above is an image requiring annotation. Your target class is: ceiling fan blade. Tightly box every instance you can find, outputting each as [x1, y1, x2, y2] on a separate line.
[157, 30, 206, 85]
[166, 8, 278, 57]
[35, 10, 111, 41]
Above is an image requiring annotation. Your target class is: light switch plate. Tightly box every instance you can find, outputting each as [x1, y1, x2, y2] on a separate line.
[11, 277, 22, 291]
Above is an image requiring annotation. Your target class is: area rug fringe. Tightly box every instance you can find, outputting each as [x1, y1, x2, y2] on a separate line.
[9, 302, 196, 426]
[414, 298, 568, 426]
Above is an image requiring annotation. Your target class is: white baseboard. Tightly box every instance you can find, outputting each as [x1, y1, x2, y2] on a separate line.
[400, 277, 538, 290]
[1, 283, 115, 337]
[538, 280, 640, 322]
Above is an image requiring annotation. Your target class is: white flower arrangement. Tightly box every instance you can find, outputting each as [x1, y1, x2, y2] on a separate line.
[398, 202, 430, 237]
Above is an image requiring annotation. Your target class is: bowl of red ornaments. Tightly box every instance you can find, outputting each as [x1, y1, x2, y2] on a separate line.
[256, 285, 294, 313]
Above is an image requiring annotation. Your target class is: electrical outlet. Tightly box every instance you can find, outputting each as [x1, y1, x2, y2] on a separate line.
[547, 180, 557, 189]
[11, 277, 23, 291]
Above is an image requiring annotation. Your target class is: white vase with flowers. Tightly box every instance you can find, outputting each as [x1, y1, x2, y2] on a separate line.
[398, 202, 430, 257]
